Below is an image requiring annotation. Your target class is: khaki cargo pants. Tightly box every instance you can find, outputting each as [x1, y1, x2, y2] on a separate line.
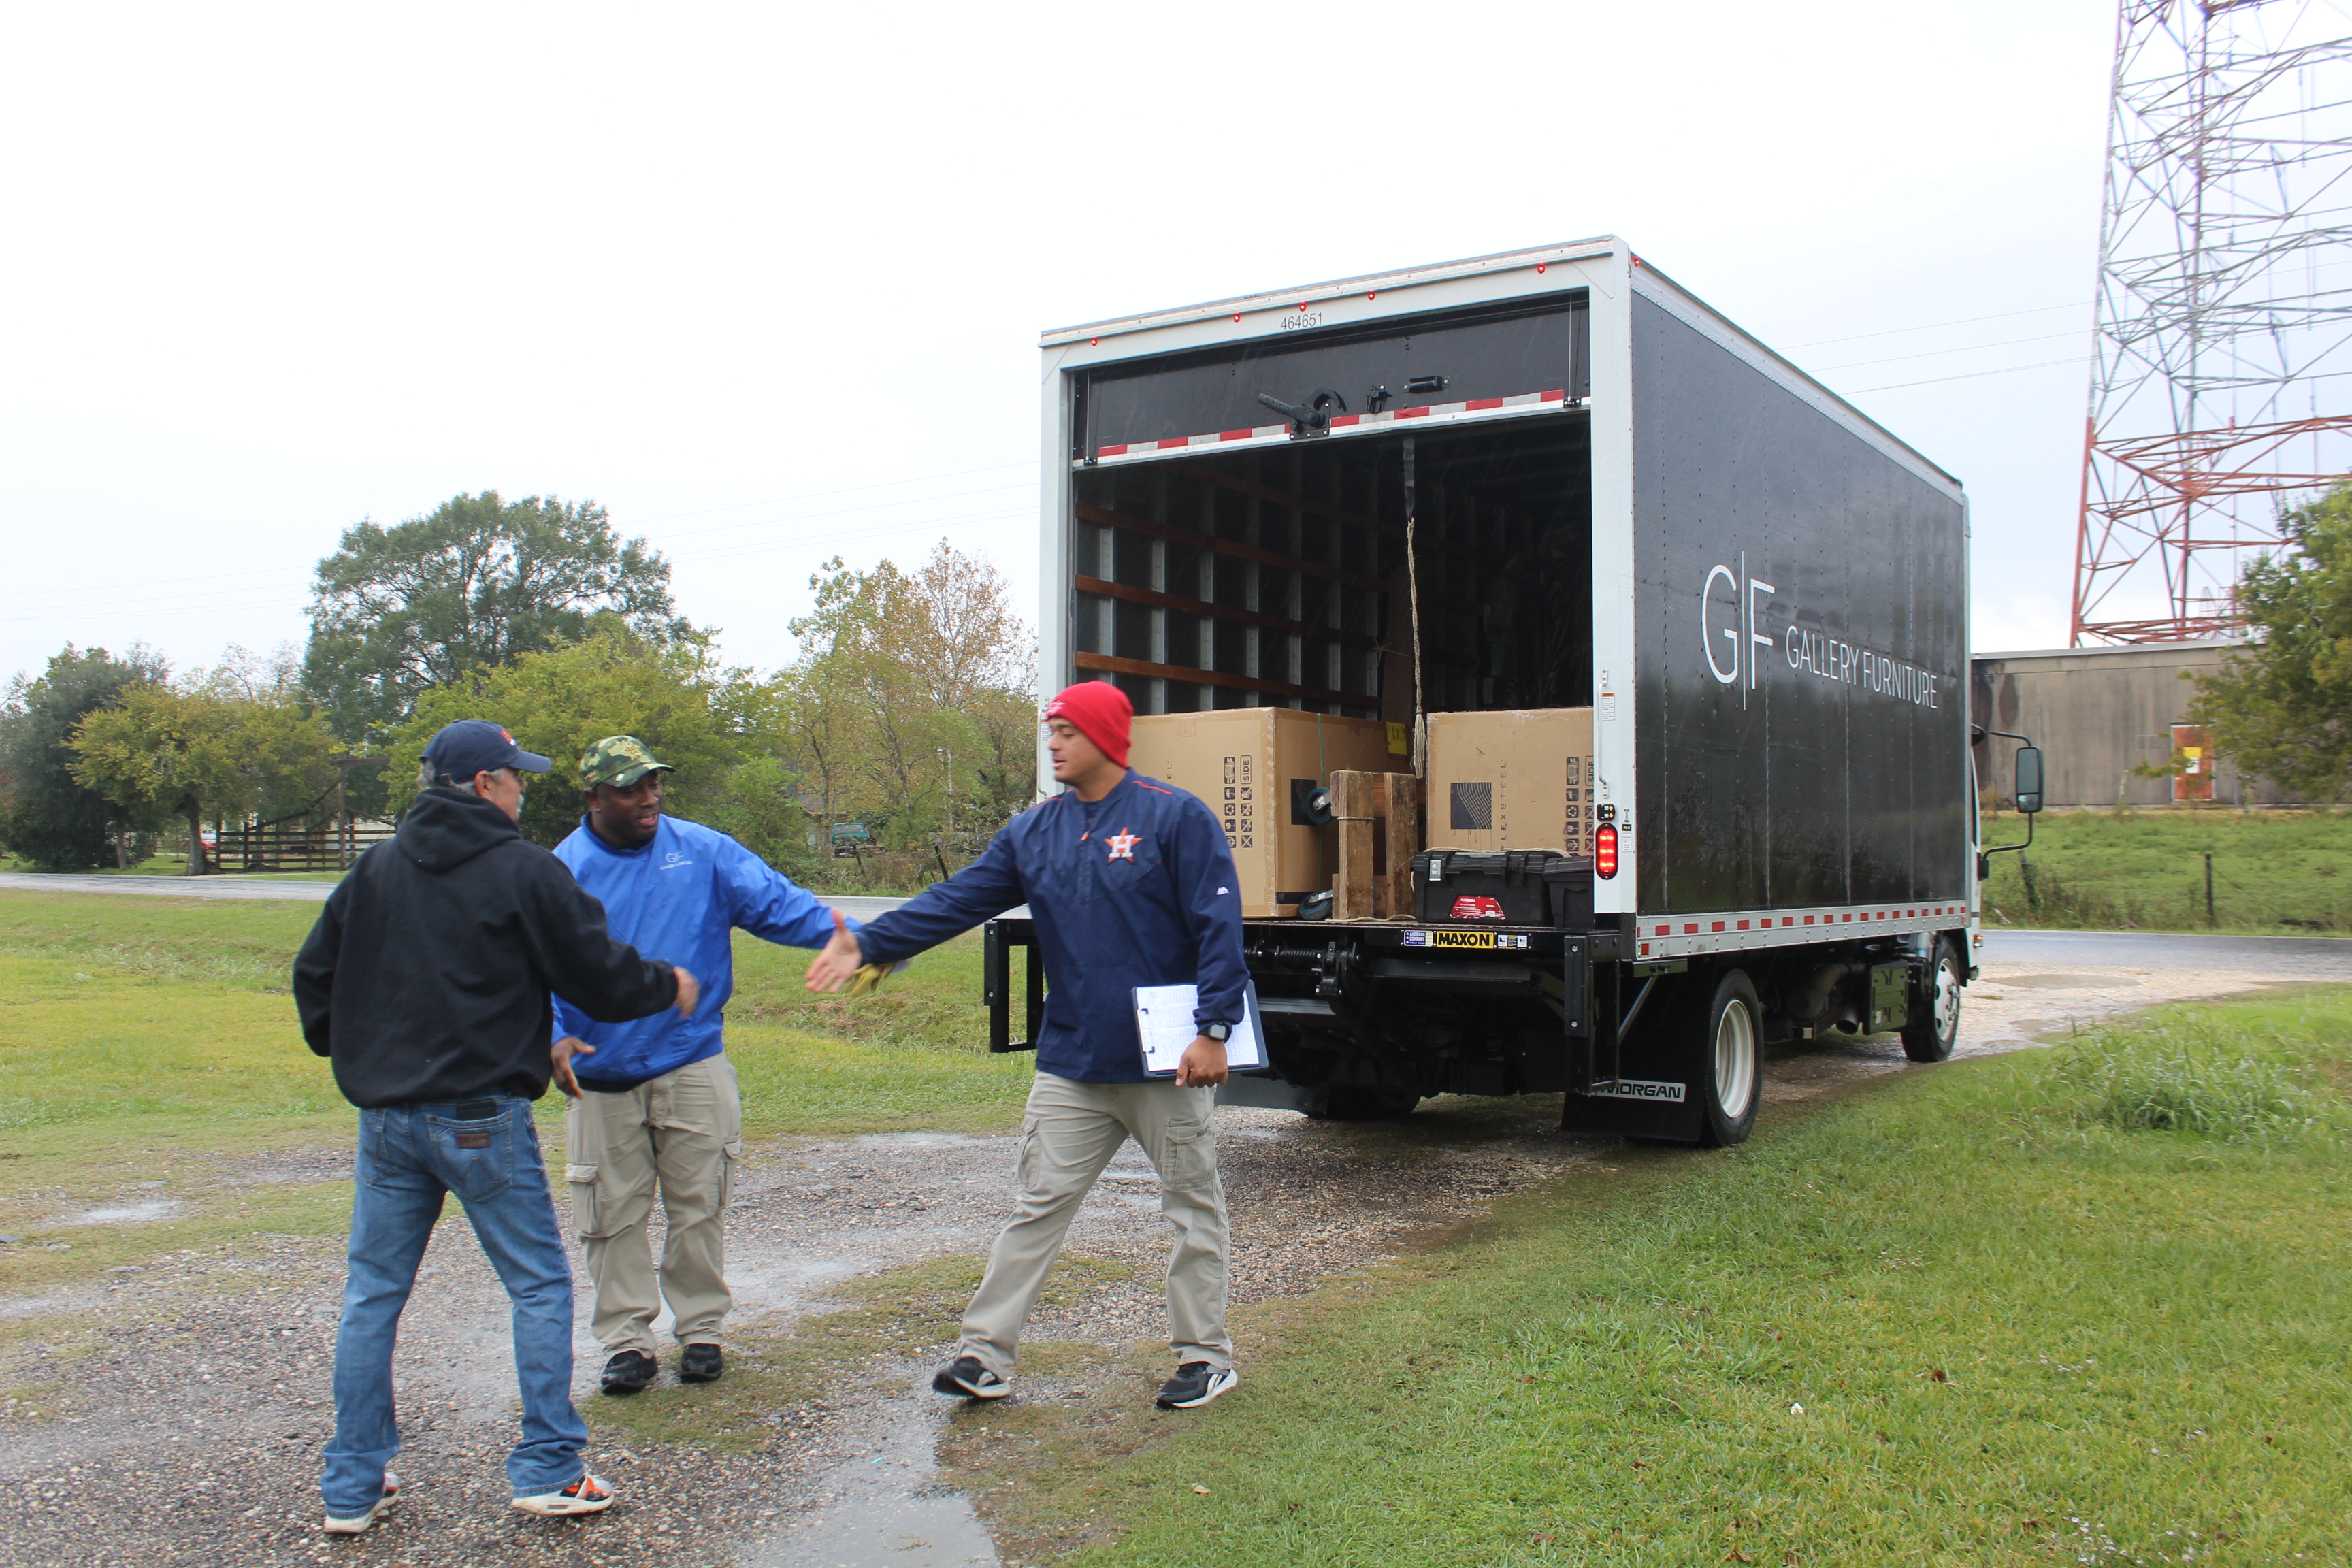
[564, 1054, 742, 1355]
[960, 1072, 1232, 1378]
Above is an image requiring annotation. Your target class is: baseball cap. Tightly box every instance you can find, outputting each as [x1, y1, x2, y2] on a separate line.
[581, 734, 676, 790]
[421, 720, 552, 786]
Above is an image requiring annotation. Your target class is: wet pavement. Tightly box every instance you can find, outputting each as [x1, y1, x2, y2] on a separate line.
[0, 936, 2338, 1566]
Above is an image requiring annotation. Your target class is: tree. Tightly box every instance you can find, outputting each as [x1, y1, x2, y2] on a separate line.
[0, 644, 168, 869]
[2187, 482, 2352, 802]
[304, 491, 691, 751]
[774, 542, 1039, 869]
[394, 619, 744, 848]
[69, 648, 342, 874]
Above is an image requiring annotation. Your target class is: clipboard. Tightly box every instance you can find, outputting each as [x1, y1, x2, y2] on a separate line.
[1132, 982, 1267, 1077]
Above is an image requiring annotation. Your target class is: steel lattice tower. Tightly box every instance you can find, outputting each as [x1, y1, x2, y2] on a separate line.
[2072, 0, 2352, 644]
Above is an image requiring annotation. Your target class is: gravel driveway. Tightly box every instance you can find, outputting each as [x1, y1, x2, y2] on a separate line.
[0, 943, 2332, 1568]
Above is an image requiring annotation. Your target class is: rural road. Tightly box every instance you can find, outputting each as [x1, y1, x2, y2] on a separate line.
[0, 885, 2344, 1567]
[0, 871, 917, 924]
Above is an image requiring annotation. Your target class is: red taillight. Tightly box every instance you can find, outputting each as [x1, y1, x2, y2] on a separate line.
[1595, 823, 1619, 879]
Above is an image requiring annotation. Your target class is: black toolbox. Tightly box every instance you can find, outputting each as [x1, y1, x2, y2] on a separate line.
[1411, 849, 1593, 928]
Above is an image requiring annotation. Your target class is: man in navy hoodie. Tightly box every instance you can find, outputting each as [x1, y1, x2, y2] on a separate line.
[551, 735, 846, 1395]
[806, 681, 1247, 1411]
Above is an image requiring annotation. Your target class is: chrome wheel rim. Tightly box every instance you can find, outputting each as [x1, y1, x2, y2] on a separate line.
[1714, 997, 1757, 1117]
[1932, 958, 1961, 1041]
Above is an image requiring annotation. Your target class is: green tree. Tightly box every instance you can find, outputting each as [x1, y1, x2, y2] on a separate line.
[69, 649, 342, 875]
[304, 491, 691, 753]
[0, 644, 168, 869]
[2188, 482, 2352, 802]
[394, 619, 742, 848]
[777, 542, 1039, 872]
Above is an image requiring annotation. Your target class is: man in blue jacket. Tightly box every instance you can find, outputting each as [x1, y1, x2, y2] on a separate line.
[551, 735, 846, 1395]
[806, 681, 1246, 1411]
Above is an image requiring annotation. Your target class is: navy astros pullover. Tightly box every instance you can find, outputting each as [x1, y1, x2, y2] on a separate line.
[853, 771, 1248, 1085]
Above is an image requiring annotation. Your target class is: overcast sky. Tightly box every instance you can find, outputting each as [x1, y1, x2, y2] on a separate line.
[1, 1, 2121, 691]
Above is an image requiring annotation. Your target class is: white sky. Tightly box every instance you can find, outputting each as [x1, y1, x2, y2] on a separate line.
[1, 1, 2119, 692]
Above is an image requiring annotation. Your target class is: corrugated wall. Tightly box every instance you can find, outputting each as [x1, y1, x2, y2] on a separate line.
[1968, 641, 2287, 808]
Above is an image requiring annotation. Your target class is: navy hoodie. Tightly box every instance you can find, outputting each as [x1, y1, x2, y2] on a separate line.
[853, 771, 1247, 1084]
[293, 787, 679, 1107]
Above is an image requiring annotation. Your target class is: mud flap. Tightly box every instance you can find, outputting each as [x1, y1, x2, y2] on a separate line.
[1559, 1081, 1705, 1141]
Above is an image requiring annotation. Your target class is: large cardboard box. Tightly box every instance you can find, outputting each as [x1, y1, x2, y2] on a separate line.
[1129, 708, 1410, 917]
[1425, 708, 1596, 858]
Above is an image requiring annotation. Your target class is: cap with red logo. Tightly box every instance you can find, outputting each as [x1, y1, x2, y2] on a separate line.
[422, 719, 553, 786]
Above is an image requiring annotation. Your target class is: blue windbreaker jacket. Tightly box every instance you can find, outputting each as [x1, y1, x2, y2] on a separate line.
[853, 771, 1247, 1084]
[551, 815, 840, 1089]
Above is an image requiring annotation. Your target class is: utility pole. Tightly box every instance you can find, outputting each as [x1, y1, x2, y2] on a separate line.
[2072, 0, 2352, 645]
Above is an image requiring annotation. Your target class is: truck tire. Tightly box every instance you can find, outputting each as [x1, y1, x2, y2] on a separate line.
[1900, 941, 1963, 1063]
[1697, 970, 1762, 1147]
[1307, 1086, 1422, 1122]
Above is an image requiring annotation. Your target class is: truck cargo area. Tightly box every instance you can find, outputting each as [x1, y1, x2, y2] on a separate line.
[1069, 419, 1593, 723]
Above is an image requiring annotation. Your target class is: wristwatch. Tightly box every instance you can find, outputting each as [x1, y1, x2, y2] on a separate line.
[1201, 1022, 1233, 1043]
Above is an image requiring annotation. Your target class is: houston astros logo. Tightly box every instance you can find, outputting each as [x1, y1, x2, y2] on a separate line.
[1105, 828, 1140, 861]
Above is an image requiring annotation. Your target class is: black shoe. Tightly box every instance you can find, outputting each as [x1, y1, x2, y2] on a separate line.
[679, 1343, 723, 1384]
[1156, 1362, 1238, 1409]
[930, 1356, 1011, 1399]
[600, 1349, 657, 1396]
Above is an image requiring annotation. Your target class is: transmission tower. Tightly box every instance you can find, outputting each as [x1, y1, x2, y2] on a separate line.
[2072, 0, 2352, 645]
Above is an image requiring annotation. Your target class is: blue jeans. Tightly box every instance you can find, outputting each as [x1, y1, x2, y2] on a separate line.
[321, 1097, 586, 1515]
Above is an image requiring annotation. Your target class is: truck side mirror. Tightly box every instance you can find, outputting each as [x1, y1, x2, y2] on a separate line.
[2014, 746, 2044, 815]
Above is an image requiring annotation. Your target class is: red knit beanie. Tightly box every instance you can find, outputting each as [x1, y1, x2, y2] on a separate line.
[1044, 680, 1133, 769]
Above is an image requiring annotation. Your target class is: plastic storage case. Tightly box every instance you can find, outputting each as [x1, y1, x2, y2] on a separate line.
[1411, 849, 1593, 928]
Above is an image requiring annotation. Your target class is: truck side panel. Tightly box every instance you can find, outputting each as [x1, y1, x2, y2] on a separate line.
[1629, 291, 1968, 917]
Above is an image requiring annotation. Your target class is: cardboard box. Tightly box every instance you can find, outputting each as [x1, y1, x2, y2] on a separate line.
[1425, 708, 1596, 858]
[1129, 708, 1411, 917]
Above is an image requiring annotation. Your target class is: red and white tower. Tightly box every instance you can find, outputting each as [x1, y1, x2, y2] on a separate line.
[2072, 0, 2352, 644]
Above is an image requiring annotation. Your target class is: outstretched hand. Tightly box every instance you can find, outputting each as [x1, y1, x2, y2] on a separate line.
[551, 1036, 596, 1098]
[804, 908, 866, 993]
[673, 966, 702, 1018]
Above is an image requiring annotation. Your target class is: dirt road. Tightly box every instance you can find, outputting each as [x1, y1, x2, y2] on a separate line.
[0, 938, 2338, 1568]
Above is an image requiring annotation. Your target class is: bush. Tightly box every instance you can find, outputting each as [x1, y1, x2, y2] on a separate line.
[2048, 1006, 2342, 1145]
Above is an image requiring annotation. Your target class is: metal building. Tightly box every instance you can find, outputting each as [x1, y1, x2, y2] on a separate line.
[1970, 640, 2285, 808]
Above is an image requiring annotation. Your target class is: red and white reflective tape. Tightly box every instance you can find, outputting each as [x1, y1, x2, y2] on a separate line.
[1634, 902, 1972, 960]
[1091, 389, 1575, 466]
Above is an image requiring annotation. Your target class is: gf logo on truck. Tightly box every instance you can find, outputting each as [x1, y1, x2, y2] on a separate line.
[1701, 559, 1777, 698]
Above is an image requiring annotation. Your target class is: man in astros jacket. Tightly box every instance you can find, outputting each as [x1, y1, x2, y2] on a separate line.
[806, 681, 1247, 1411]
[551, 735, 849, 1395]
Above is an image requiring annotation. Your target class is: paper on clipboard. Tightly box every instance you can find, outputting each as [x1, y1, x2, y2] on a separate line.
[1132, 984, 1265, 1077]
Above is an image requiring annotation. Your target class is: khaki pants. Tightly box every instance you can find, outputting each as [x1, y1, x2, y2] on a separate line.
[960, 1073, 1231, 1378]
[563, 1054, 742, 1355]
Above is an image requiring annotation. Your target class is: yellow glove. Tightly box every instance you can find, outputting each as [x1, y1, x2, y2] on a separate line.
[846, 961, 900, 996]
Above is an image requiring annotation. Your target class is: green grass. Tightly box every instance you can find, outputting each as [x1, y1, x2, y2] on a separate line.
[958, 987, 2352, 1568]
[1980, 806, 2352, 933]
[0, 890, 1030, 1303]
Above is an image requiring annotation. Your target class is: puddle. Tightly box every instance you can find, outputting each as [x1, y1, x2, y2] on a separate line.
[746, 1372, 998, 1567]
[63, 1200, 186, 1226]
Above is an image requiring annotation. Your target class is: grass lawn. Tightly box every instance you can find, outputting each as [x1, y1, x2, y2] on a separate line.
[1980, 806, 2352, 934]
[0, 889, 1028, 1303]
[954, 987, 2352, 1568]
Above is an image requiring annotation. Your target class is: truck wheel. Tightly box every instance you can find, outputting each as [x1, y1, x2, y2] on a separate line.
[1697, 970, 1761, 1147]
[1308, 1086, 1422, 1122]
[1900, 942, 1963, 1063]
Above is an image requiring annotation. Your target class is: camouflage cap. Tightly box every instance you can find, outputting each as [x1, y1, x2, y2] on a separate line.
[580, 735, 676, 790]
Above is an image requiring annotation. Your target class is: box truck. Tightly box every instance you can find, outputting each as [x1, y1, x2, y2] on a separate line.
[983, 237, 2042, 1144]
